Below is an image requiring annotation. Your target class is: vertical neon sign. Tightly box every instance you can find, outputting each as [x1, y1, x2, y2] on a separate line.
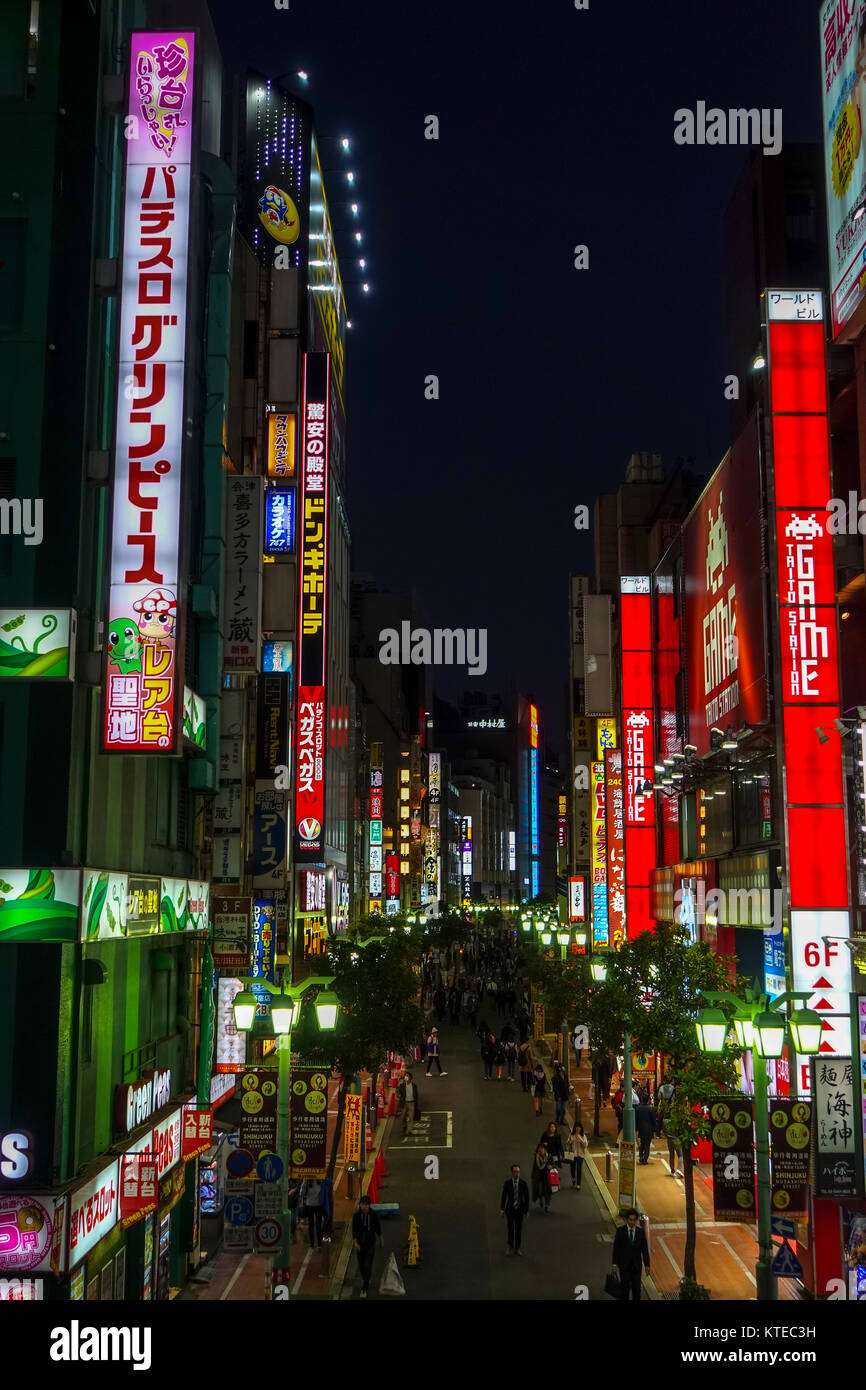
[295, 353, 330, 861]
[620, 577, 656, 937]
[529, 704, 540, 896]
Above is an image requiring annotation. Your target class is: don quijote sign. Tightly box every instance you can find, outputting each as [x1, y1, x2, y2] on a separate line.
[115, 1067, 172, 1137]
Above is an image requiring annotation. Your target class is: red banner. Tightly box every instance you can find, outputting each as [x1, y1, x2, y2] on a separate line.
[181, 1107, 213, 1161]
[120, 1153, 158, 1229]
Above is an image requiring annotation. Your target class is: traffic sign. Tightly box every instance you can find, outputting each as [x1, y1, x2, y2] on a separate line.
[771, 1216, 797, 1240]
[770, 1239, 804, 1279]
[256, 1218, 283, 1249]
[224, 1195, 254, 1227]
[226, 1148, 255, 1178]
[256, 1152, 284, 1183]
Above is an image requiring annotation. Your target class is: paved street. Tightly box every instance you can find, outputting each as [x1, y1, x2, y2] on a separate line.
[342, 1021, 619, 1300]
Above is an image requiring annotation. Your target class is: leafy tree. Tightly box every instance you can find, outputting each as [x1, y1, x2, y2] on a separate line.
[608, 923, 739, 1286]
[290, 915, 425, 1177]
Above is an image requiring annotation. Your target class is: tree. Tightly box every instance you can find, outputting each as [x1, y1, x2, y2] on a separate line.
[609, 924, 739, 1289]
[290, 915, 425, 1178]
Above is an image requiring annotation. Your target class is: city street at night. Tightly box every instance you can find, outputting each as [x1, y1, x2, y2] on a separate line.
[0, 0, 864, 1370]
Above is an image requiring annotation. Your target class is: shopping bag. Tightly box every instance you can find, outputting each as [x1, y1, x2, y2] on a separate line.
[378, 1251, 406, 1297]
[548, 1169, 561, 1191]
[604, 1269, 621, 1299]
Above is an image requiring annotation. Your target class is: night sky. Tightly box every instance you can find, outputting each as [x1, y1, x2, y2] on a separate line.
[210, 0, 824, 756]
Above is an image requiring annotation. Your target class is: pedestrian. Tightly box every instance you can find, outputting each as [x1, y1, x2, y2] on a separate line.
[612, 1084, 625, 1135]
[552, 1061, 570, 1125]
[656, 1078, 675, 1137]
[299, 1176, 331, 1250]
[532, 1063, 547, 1117]
[564, 1121, 588, 1189]
[397, 1069, 422, 1135]
[572, 1024, 584, 1069]
[663, 1119, 683, 1178]
[500, 1162, 530, 1256]
[518, 1040, 534, 1092]
[505, 1037, 518, 1081]
[352, 1195, 384, 1298]
[635, 1102, 656, 1164]
[596, 1051, 614, 1107]
[539, 1120, 564, 1166]
[425, 1027, 446, 1075]
[531, 1144, 552, 1212]
[481, 1032, 496, 1080]
[611, 1208, 650, 1300]
[493, 1036, 507, 1080]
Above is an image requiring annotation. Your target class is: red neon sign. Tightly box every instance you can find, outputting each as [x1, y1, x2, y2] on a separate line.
[620, 577, 656, 938]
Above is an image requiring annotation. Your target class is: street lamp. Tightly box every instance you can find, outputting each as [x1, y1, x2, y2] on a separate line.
[590, 959, 607, 982]
[232, 973, 337, 1292]
[696, 983, 822, 1300]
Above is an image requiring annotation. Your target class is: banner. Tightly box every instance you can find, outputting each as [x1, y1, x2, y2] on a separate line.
[617, 1139, 636, 1212]
[289, 1061, 329, 1178]
[224, 478, 264, 672]
[812, 1057, 861, 1199]
[769, 1098, 811, 1220]
[212, 896, 251, 971]
[709, 1097, 755, 1222]
[181, 1108, 213, 1162]
[344, 1094, 362, 1166]
[119, 1154, 158, 1229]
[239, 1071, 278, 1160]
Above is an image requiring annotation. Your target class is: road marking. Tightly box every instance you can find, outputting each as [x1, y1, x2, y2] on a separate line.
[292, 1247, 313, 1295]
[715, 1232, 757, 1285]
[658, 1237, 683, 1281]
[220, 1252, 251, 1300]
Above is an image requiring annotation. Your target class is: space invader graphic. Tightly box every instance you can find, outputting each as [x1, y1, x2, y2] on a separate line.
[706, 494, 729, 595]
[785, 512, 823, 540]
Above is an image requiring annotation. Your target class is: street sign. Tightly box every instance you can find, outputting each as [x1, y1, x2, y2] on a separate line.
[770, 1240, 804, 1279]
[255, 1184, 282, 1217]
[256, 1152, 284, 1183]
[224, 1195, 254, 1227]
[226, 1148, 255, 1178]
[771, 1216, 797, 1240]
[255, 1218, 283, 1250]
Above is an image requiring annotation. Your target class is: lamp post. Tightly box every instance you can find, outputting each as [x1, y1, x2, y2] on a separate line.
[233, 974, 337, 1294]
[695, 983, 822, 1301]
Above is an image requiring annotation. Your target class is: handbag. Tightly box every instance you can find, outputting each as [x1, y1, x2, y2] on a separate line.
[548, 1169, 561, 1191]
[604, 1269, 621, 1299]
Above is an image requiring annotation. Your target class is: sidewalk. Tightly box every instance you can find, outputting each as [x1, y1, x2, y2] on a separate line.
[566, 1055, 799, 1300]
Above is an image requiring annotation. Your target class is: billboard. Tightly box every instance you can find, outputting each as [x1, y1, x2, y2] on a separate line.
[620, 577, 656, 937]
[294, 354, 330, 862]
[267, 413, 296, 479]
[224, 478, 264, 672]
[821, 0, 866, 338]
[605, 748, 626, 949]
[104, 32, 195, 754]
[242, 76, 309, 274]
[568, 876, 586, 922]
[682, 415, 769, 755]
[264, 487, 295, 554]
[0, 609, 76, 681]
[590, 762, 608, 945]
[0, 870, 81, 943]
[767, 290, 849, 1062]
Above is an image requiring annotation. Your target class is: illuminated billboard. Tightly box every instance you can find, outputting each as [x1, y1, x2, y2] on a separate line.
[267, 413, 296, 479]
[605, 748, 625, 949]
[264, 488, 295, 554]
[0, 609, 76, 681]
[591, 761, 608, 945]
[569, 877, 586, 923]
[620, 577, 656, 937]
[766, 288, 849, 1067]
[0, 870, 81, 943]
[821, 0, 866, 338]
[294, 354, 330, 861]
[682, 416, 769, 755]
[103, 32, 195, 753]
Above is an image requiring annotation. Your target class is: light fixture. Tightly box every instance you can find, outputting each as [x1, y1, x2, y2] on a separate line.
[232, 990, 258, 1033]
[841, 611, 851, 620]
[732, 1015, 754, 1049]
[540, 931, 552, 945]
[751, 351, 766, 370]
[362, 283, 369, 293]
[315, 990, 340, 1030]
[590, 960, 607, 982]
[788, 1006, 823, 1055]
[834, 718, 849, 735]
[752, 1010, 786, 1058]
[557, 930, 570, 945]
[816, 727, 830, 745]
[270, 994, 300, 1035]
[654, 764, 666, 774]
[575, 930, 587, 947]
[346, 171, 355, 183]
[695, 1007, 728, 1054]
[355, 232, 362, 243]
[722, 732, 738, 751]
[297, 70, 309, 82]
[351, 204, 359, 216]
[341, 137, 350, 150]
[684, 744, 697, 754]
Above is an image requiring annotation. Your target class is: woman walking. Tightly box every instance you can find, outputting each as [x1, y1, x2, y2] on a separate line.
[481, 1032, 496, 1080]
[532, 1063, 547, 1117]
[531, 1144, 552, 1212]
[505, 1037, 518, 1081]
[538, 1120, 564, 1167]
[565, 1122, 588, 1189]
[518, 1040, 534, 1093]
[493, 1036, 507, 1081]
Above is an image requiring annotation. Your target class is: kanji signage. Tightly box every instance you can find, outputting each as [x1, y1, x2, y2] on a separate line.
[709, 1097, 756, 1222]
[104, 33, 196, 753]
[767, 292, 850, 1061]
[267, 413, 296, 478]
[568, 876, 586, 923]
[289, 1061, 329, 1178]
[590, 761, 608, 945]
[300, 869, 326, 914]
[251, 900, 275, 1016]
[182, 1107, 213, 1161]
[344, 1094, 362, 1166]
[812, 1057, 862, 1199]
[769, 1098, 812, 1220]
[239, 1071, 278, 1160]
[224, 478, 264, 672]
[605, 748, 625, 949]
[295, 354, 330, 861]
[69, 1161, 119, 1267]
[264, 487, 295, 553]
[119, 1154, 158, 1228]
[212, 896, 251, 971]
[620, 577, 655, 937]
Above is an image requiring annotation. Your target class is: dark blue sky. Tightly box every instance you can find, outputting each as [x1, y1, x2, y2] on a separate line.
[210, 0, 825, 756]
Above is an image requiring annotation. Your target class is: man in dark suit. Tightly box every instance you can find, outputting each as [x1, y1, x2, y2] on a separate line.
[612, 1208, 650, 1299]
[500, 1163, 530, 1255]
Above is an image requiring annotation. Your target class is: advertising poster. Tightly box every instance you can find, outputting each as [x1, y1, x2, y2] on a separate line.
[617, 1140, 636, 1212]
[605, 748, 625, 948]
[253, 784, 288, 890]
[250, 900, 275, 1016]
[821, 0, 866, 337]
[591, 761, 608, 945]
[255, 672, 289, 779]
[119, 1154, 158, 1229]
[289, 1061, 329, 1178]
[239, 1071, 278, 1160]
[267, 413, 296, 479]
[0, 868, 81, 944]
[224, 477, 264, 673]
[709, 1097, 756, 1222]
[215, 978, 247, 1074]
[812, 1057, 861, 1198]
[682, 418, 768, 757]
[0, 1193, 59, 1274]
[0, 608, 76, 681]
[344, 1094, 362, 1166]
[212, 896, 251, 970]
[181, 1107, 213, 1162]
[769, 1098, 812, 1220]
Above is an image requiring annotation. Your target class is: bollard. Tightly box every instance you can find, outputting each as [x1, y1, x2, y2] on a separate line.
[605, 1150, 613, 1182]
